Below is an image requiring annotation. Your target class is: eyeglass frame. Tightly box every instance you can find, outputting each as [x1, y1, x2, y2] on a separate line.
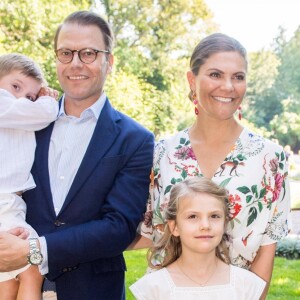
[55, 48, 110, 64]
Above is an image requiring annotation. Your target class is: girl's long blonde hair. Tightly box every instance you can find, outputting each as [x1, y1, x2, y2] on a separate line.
[148, 177, 231, 269]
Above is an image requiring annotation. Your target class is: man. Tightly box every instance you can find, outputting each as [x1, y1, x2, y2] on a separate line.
[0, 11, 154, 300]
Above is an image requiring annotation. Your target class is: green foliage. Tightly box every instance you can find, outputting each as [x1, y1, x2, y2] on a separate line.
[277, 26, 300, 102]
[0, 0, 215, 137]
[276, 237, 300, 260]
[106, 69, 173, 135]
[245, 26, 300, 151]
[0, 0, 91, 90]
[245, 50, 282, 128]
[270, 110, 300, 151]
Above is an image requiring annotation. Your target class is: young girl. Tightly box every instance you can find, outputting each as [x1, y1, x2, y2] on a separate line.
[130, 177, 266, 299]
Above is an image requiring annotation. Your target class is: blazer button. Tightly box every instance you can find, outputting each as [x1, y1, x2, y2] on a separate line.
[54, 220, 65, 227]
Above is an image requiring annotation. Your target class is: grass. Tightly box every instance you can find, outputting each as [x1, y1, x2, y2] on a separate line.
[124, 249, 148, 300]
[268, 257, 300, 299]
[124, 250, 300, 300]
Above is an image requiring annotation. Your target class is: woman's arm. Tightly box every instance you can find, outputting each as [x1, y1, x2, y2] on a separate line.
[250, 243, 276, 300]
[127, 234, 153, 250]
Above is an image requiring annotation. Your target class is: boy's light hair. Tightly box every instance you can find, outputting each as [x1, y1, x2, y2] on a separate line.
[0, 53, 46, 85]
[148, 177, 231, 269]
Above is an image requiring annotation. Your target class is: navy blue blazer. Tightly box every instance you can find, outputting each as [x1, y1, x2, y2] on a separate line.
[24, 98, 154, 300]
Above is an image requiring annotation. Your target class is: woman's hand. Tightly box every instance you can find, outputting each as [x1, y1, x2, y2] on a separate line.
[127, 234, 153, 250]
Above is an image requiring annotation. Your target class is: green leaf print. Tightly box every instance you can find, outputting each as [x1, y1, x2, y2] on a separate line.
[247, 207, 258, 226]
[237, 154, 245, 161]
[171, 178, 176, 184]
[237, 186, 251, 194]
[279, 162, 284, 170]
[280, 151, 285, 161]
[246, 195, 253, 203]
[180, 138, 186, 145]
[164, 185, 172, 195]
[181, 169, 187, 179]
[259, 188, 266, 199]
[154, 200, 163, 220]
[258, 201, 263, 212]
[251, 185, 258, 197]
[219, 178, 232, 187]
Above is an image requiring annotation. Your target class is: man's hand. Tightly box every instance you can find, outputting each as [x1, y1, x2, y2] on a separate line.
[0, 231, 29, 272]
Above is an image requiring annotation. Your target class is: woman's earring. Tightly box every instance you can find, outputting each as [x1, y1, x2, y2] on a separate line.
[238, 106, 242, 120]
[192, 91, 199, 115]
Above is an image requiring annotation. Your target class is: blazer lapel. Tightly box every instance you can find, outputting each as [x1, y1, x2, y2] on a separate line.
[34, 122, 57, 216]
[59, 99, 121, 213]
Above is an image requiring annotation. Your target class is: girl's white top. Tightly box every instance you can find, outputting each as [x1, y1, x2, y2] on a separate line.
[130, 265, 265, 300]
[0, 89, 58, 193]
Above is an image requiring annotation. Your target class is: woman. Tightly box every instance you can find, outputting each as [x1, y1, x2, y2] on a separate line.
[133, 33, 290, 299]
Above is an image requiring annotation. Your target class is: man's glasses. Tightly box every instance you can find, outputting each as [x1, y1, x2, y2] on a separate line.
[55, 48, 110, 64]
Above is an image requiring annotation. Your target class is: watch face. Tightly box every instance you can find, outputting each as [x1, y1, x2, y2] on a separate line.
[29, 252, 43, 265]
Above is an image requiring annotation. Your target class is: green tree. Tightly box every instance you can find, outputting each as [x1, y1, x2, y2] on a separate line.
[0, 0, 91, 90]
[0, 0, 215, 136]
[244, 50, 281, 128]
[275, 26, 300, 112]
[99, 0, 215, 135]
[270, 110, 300, 151]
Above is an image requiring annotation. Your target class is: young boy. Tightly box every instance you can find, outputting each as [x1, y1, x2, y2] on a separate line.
[0, 53, 58, 300]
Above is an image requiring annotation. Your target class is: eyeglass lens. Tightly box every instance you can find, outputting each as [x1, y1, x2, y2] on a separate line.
[56, 49, 98, 64]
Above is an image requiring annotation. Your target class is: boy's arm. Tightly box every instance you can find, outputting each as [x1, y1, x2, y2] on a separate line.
[0, 88, 58, 131]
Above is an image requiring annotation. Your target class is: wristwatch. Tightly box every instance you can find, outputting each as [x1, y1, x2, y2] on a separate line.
[27, 238, 43, 265]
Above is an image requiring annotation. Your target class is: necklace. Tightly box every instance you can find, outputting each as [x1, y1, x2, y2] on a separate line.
[176, 259, 219, 287]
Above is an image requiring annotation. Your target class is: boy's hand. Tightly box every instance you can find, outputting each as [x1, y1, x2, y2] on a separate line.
[8, 227, 29, 240]
[38, 87, 59, 100]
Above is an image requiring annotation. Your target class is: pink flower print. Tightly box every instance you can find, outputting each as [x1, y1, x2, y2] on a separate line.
[186, 147, 196, 160]
[228, 194, 242, 220]
[269, 158, 279, 176]
[174, 146, 196, 160]
[272, 173, 284, 202]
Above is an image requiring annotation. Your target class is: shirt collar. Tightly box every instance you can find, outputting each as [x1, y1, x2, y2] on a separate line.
[58, 92, 107, 120]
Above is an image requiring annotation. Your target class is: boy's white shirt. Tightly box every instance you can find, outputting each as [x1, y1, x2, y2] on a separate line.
[0, 88, 58, 193]
[0, 88, 58, 130]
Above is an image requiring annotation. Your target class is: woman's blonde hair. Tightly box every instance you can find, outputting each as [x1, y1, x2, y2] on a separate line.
[148, 177, 231, 269]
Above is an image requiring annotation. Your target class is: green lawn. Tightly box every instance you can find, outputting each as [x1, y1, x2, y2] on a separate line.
[124, 250, 300, 300]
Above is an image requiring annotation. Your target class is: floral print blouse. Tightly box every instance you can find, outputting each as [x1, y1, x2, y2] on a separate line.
[139, 127, 290, 269]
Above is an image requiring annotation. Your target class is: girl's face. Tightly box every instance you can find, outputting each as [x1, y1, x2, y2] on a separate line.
[168, 193, 226, 256]
[187, 51, 247, 121]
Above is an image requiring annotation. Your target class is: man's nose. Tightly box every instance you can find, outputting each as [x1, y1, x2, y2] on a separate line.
[70, 52, 83, 66]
